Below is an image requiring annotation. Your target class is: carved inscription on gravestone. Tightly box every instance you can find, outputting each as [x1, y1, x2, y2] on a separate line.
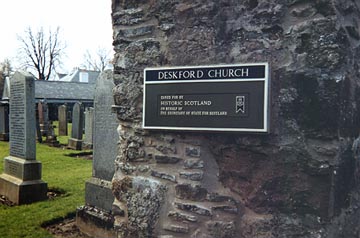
[10, 80, 26, 158]
[4, 160, 21, 178]
[9, 75, 36, 159]
[94, 94, 117, 180]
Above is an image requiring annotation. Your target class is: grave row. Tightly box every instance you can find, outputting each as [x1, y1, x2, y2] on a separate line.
[0, 70, 117, 220]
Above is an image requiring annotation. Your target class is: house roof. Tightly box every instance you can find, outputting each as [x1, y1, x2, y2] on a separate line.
[58, 68, 100, 84]
[1, 71, 97, 104]
[35, 80, 95, 103]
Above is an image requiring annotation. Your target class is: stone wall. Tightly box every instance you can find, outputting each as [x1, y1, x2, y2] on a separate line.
[111, 0, 360, 237]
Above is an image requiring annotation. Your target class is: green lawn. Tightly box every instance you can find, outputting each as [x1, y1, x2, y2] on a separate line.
[0, 136, 92, 237]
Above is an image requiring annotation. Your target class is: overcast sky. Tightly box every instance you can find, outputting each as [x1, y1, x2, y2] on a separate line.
[0, 0, 113, 73]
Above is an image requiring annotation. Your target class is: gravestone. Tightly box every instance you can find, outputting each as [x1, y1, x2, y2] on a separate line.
[44, 121, 60, 147]
[0, 104, 9, 141]
[77, 70, 117, 237]
[38, 100, 49, 136]
[68, 102, 84, 150]
[83, 107, 94, 149]
[0, 71, 47, 204]
[35, 104, 42, 143]
[58, 105, 68, 136]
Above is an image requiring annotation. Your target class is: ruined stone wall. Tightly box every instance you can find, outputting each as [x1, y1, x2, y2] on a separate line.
[111, 0, 360, 237]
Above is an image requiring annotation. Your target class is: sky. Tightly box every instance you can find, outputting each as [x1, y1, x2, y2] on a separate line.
[0, 0, 113, 73]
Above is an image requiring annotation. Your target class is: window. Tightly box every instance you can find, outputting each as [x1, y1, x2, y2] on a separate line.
[79, 72, 89, 83]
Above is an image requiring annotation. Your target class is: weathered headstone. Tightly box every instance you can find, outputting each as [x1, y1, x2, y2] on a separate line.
[58, 105, 68, 136]
[83, 107, 94, 149]
[0, 71, 47, 204]
[38, 100, 49, 136]
[44, 121, 60, 147]
[0, 104, 9, 141]
[67, 102, 84, 150]
[77, 70, 117, 237]
[35, 105, 42, 143]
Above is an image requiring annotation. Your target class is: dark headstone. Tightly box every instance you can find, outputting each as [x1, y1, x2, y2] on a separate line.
[68, 102, 84, 150]
[58, 105, 68, 136]
[0, 104, 9, 141]
[44, 121, 60, 147]
[35, 106, 42, 143]
[38, 100, 49, 136]
[0, 71, 47, 204]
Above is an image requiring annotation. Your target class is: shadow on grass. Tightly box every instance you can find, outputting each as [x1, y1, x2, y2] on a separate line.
[64, 151, 93, 160]
[48, 187, 68, 200]
[40, 211, 76, 228]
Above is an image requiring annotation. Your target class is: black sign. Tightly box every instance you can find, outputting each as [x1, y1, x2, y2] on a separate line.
[143, 63, 270, 132]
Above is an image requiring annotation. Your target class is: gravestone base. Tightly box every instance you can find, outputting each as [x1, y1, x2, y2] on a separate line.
[0, 133, 9, 141]
[85, 177, 114, 212]
[45, 136, 60, 147]
[0, 174, 47, 204]
[76, 205, 116, 238]
[0, 156, 47, 204]
[40, 124, 48, 137]
[3, 156, 43, 180]
[68, 138, 83, 150]
[82, 142, 93, 150]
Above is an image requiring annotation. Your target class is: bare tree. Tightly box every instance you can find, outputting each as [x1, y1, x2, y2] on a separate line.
[17, 27, 65, 80]
[81, 47, 112, 71]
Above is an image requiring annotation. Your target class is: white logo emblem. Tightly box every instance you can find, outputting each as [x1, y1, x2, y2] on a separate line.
[236, 96, 245, 114]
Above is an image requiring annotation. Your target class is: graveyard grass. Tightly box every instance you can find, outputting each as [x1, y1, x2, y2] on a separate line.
[0, 133, 92, 238]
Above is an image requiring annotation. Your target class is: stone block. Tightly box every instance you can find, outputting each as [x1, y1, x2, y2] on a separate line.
[185, 146, 201, 157]
[184, 159, 204, 169]
[3, 156, 42, 181]
[76, 206, 116, 238]
[118, 25, 155, 38]
[175, 184, 207, 201]
[212, 205, 239, 214]
[168, 211, 198, 222]
[155, 155, 181, 164]
[179, 171, 204, 181]
[164, 224, 189, 234]
[0, 173, 47, 205]
[151, 170, 177, 183]
[174, 202, 212, 216]
[85, 177, 114, 212]
[67, 138, 83, 150]
[206, 193, 237, 203]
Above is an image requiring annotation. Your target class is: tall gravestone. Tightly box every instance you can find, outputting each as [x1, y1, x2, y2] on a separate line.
[58, 105, 68, 136]
[0, 72, 47, 204]
[0, 104, 9, 141]
[83, 107, 94, 149]
[38, 100, 49, 136]
[77, 70, 117, 238]
[68, 102, 84, 150]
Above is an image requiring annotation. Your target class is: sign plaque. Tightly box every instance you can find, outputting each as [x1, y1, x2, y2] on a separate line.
[143, 63, 270, 132]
